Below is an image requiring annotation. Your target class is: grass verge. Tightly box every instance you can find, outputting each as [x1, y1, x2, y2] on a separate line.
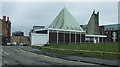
[32, 43, 120, 59]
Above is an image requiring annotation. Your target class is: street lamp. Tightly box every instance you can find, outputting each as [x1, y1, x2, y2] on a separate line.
[21, 26, 27, 36]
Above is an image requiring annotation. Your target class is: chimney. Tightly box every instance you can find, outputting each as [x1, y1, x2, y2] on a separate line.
[7, 17, 9, 21]
[3, 16, 6, 21]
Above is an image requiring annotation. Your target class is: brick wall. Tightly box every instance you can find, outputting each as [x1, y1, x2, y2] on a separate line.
[0, 19, 2, 34]
[1, 16, 11, 44]
[11, 36, 29, 45]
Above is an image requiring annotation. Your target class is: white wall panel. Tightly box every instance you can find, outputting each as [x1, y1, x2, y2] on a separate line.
[31, 33, 49, 46]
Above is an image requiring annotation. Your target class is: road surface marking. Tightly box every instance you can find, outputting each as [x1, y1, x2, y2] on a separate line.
[19, 47, 50, 58]
[39, 54, 49, 58]
[19, 47, 37, 55]
[4, 51, 9, 55]
[19, 47, 96, 65]
[4, 61, 8, 63]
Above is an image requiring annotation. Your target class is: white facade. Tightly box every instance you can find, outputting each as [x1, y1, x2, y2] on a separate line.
[31, 28, 107, 46]
[31, 33, 49, 46]
[31, 28, 86, 46]
[85, 34, 107, 43]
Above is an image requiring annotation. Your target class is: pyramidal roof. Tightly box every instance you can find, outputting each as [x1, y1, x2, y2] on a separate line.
[49, 7, 83, 31]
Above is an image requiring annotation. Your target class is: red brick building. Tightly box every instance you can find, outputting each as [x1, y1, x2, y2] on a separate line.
[99, 24, 120, 42]
[81, 24, 120, 42]
[0, 16, 11, 45]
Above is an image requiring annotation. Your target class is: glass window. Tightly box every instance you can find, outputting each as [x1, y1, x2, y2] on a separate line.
[109, 35, 111, 38]
[112, 28, 114, 30]
[106, 32, 108, 34]
[106, 28, 108, 31]
[36, 30, 47, 34]
[109, 28, 111, 30]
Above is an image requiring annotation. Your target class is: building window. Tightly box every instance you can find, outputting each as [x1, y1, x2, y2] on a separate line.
[36, 30, 47, 34]
[112, 28, 114, 30]
[109, 32, 111, 34]
[109, 28, 111, 30]
[106, 32, 108, 34]
[106, 28, 108, 31]
[109, 35, 111, 38]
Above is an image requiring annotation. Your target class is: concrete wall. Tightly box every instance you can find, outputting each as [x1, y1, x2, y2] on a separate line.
[31, 33, 49, 46]
[87, 11, 99, 35]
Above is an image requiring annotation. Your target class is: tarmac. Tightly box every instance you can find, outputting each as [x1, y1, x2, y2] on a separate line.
[21, 46, 120, 67]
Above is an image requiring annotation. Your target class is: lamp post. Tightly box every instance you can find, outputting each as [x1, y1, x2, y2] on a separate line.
[21, 26, 27, 36]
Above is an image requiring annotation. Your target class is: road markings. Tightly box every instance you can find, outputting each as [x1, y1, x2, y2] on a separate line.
[19, 47, 96, 65]
[19, 47, 37, 55]
[19, 47, 50, 58]
[38, 54, 50, 58]
[4, 51, 9, 55]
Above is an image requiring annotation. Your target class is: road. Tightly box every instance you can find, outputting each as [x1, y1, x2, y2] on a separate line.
[1, 46, 106, 67]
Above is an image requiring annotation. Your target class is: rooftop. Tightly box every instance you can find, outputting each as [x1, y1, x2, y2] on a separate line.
[49, 7, 83, 31]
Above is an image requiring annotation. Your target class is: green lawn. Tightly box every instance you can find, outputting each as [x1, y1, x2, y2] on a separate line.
[32, 43, 120, 59]
[46, 43, 119, 53]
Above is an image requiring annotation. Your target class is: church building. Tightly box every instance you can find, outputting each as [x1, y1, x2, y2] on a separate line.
[31, 7, 106, 46]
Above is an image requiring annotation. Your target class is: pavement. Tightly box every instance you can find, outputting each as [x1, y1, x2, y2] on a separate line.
[0, 45, 2, 67]
[21, 46, 120, 67]
[1, 46, 107, 67]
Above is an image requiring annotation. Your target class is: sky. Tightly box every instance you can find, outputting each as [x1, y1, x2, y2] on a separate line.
[1, 2, 118, 36]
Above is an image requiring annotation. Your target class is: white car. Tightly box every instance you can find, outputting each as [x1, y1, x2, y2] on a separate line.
[20, 43, 23, 46]
[7, 43, 11, 46]
[13, 42, 17, 46]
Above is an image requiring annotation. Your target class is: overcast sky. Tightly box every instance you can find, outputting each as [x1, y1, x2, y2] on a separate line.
[1, 2, 118, 36]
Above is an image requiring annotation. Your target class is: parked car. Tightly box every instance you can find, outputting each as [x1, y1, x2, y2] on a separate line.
[20, 43, 23, 46]
[7, 43, 11, 46]
[13, 42, 17, 46]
